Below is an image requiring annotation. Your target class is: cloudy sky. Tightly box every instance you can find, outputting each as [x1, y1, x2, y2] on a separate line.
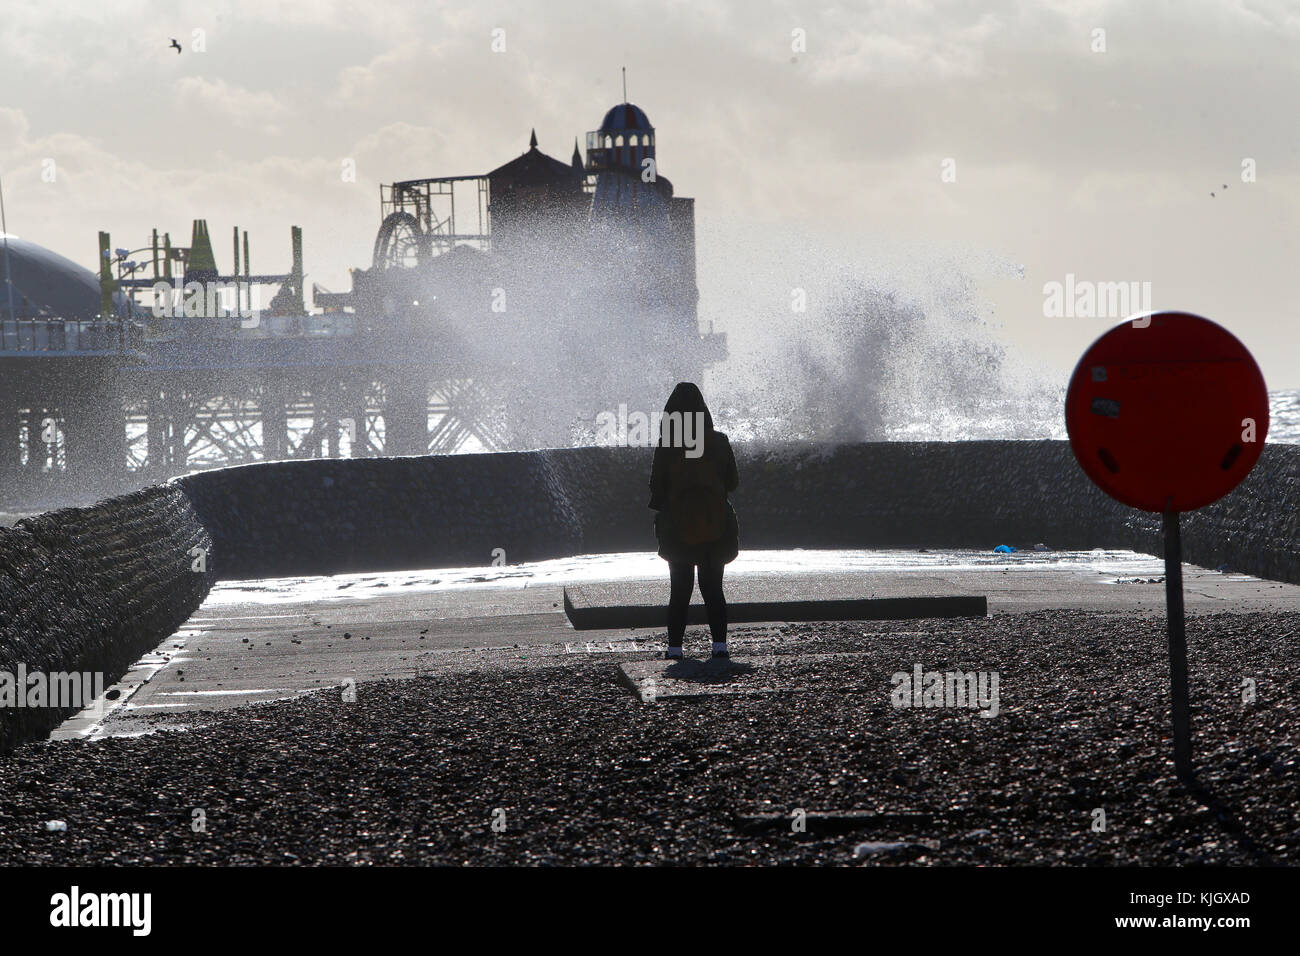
[3, 0, 1299, 392]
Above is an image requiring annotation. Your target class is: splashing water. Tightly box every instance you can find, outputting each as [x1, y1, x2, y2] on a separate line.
[702, 226, 1063, 444]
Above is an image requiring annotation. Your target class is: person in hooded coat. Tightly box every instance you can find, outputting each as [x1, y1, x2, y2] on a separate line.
[647, 382, 740, 659]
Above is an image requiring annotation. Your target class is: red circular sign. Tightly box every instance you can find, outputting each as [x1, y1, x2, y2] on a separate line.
[1065, 311, 1269, 513]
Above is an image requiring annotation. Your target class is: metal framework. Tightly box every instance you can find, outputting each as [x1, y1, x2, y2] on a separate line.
[373, 175, 491, 269]
[427, 378, 512, 454]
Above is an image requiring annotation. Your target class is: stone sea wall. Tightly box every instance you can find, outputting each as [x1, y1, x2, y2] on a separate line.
[174, 453, 583, 579]
[0, 485, 213, 751]
[167, 439, 1300, 584]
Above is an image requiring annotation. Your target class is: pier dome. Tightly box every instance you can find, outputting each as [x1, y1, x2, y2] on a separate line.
[599, 103, 653, 133]
[585, 102, 663, 185]
[0, 233, 105, 319]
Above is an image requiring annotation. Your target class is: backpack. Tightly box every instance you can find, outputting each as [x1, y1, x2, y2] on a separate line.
[668, 447, 727, 546]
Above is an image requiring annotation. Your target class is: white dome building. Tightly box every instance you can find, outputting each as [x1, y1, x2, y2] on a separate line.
[0, 233, 107, 320]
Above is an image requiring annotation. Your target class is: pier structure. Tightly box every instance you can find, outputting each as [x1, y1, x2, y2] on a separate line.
[0, 103, 726, 505]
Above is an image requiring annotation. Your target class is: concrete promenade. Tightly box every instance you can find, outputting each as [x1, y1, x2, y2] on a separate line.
[53, 548, 1300, 740]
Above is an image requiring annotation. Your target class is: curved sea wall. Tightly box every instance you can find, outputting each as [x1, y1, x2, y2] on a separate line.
[175, 452, 583, 578]
[0, 485, 214, 752]
[1173, 444, 1300, 585]
[170, 439, 1299, 583]
[2, 439, 1297, 751]
[547, 440, 1297, 578]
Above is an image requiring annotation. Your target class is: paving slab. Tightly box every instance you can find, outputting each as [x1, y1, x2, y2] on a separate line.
[617, 657, 791, 701]
[566, 576, 987, 629]
[617, 651, 872, 701]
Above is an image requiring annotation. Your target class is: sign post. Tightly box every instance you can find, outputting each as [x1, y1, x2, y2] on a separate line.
[1065, 311, 1269, 783]
[1162, 507, 1192, 779]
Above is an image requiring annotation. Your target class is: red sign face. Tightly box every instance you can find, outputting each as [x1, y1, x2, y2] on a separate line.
[1065, 311, 1269, 513]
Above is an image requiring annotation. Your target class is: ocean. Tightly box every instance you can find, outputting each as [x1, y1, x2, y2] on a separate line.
[840, 388, 1300, 445]
[1271, 389, 1300, 443]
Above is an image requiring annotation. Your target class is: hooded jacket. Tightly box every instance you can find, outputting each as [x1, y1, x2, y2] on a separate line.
[647, 383, 740, 564]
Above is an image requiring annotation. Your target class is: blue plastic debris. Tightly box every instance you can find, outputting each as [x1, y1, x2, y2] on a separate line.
[993, 545, 1017, 554]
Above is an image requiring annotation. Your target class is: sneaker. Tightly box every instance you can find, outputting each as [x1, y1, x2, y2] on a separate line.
[712, 642, 729, 659]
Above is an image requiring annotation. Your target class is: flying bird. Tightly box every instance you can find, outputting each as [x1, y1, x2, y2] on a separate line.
[169, 38, 182, 54]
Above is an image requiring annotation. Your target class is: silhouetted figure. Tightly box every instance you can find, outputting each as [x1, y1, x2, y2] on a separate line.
[648, 382, 739, 659]
[169, 38, 182, 54]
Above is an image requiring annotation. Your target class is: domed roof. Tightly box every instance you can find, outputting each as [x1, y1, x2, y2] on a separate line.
[0, 233, 105, 319]
[599, 103, 653, 133]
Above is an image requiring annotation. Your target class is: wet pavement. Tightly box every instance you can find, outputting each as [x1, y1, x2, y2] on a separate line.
[52, 548, 1300, 740]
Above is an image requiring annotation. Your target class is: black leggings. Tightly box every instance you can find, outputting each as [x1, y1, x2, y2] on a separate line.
[667, 555, 727, 646]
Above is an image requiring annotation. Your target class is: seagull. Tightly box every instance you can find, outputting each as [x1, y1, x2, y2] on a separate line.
[169, 38, 182, 54]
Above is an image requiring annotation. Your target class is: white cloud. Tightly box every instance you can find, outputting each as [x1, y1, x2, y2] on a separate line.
[173, 76, 287, 134]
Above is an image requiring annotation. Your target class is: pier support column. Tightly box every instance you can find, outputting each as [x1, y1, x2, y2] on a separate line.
[64, 376, 126, 495]
[330, 376, 367, 458]
[262, 379, 288, 461]
[145, 386, 169, 482]
[384, 374, 428, 457]
[0, 392, 20, 501]
[346, 385, 368, 457]
[321, 379, 344, 458]
[163, 384, 188, 474]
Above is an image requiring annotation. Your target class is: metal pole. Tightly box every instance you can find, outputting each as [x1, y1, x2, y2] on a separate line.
[117, 260, 126, 352]
[97, 232, 114, 337]
[1163, 507, 1194, 782]
[0, 174, 16, 323]
[232, 226, 241, 316]
[290, 226, 303, 313]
